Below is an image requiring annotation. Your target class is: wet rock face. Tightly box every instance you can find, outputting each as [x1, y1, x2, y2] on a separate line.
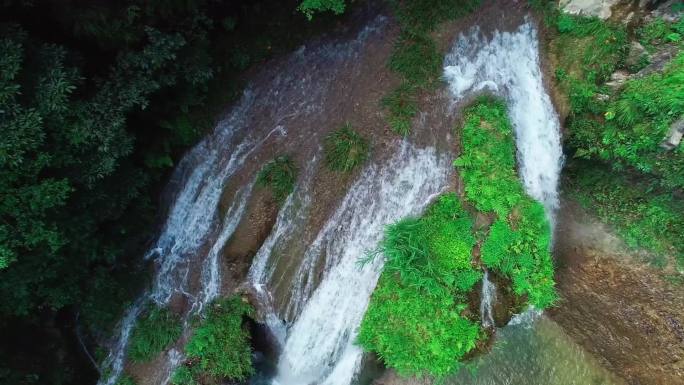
[551, 201, 684, 385]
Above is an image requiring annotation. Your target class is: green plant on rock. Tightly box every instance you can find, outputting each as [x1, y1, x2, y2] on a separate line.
[359, 194, 483, 378]
[170, 365, 196, 385]
[257, 156, 297, 203]
[183, 296, 255, 382]
[453, 98, 524, 217]
[454, 99, 557, 308]
[127, 305, 182, 363]
[115, 375, 137, 385]
[324, 124, 369, 172]
[381, 0, 481, 135]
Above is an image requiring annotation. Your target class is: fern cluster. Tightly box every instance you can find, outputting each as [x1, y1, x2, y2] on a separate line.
[171, 296, 254, 385]
[359, 194, 483, 378]
[455, 99, 557, 308]
[127, 305, 182, 363]
[323, 124, 369, 172]
[256, 156, 297, 204]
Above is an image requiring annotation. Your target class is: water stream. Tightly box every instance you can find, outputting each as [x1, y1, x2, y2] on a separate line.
[443, 19, 564, 220]
[480, 270, 497, 329]
[269, 143, 451, 385]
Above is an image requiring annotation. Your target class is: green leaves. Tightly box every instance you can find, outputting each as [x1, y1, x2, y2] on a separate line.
[455, 99, 557, 309]
[127, 305, 182, 362]
[180, 297, 255, 382]
[359, 193, 483, 378]
[257, 156, 298, 204]
[323, 123, 369, 172]
[298, 0, 346, 20]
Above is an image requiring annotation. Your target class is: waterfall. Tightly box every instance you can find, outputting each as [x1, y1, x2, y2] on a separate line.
[443, 20, 564, 221]
[480, 270, 497, 328]
[269, 142, 451, 385]
[98, 15, 389, 385]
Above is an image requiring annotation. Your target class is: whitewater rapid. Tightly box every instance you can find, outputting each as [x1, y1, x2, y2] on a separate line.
[269, 142, 451, 385]
[443, 20, 563, 219]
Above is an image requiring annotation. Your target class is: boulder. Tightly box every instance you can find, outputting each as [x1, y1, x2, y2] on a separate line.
[625, 41, 649, 71]
[559, 0, 620, 19]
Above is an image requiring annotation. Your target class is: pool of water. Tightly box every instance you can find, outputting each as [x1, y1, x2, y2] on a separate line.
[446, 313, 622, 385]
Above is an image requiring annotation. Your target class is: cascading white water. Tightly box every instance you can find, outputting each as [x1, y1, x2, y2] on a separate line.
[98, 15, 389, 385]
[480, 270, 497, 328]
[270, 142, 451, 385]
[443, 20, 563, 220]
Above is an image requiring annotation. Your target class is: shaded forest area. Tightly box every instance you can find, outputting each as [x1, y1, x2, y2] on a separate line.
[0, 1, 348, 383]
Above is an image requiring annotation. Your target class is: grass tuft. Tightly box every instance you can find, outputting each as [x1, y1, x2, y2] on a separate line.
[323, 123, 369, 172]
[127, 305, 182, 363]
[257, 155, 297, 203]
[176, 296, 255, 383]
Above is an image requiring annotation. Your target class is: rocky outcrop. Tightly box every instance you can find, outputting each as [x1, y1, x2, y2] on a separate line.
[559, 0, 621, 19]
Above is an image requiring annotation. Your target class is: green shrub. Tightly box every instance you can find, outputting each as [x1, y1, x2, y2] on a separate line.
[570, 52, 684, 188]
[115, 375, 137, 385]
[256, 156, 297, 203]
[382, 84, 419, 135]
[170, 365, 196, 385]
[184, 296, 254, 382]
[323, 124, 369, 172]
[359, 194, 483, 378]
[453, 99, 524, 217]
[454, 99, 557, 308]
[127, 305, 182, 363]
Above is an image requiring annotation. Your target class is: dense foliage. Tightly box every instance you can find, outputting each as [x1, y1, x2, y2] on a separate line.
[173, 297, 255, 384]
[127, 305, 182, 363]
[454, 99, 556, 308]
[542, 7, 684, 271]
[323, 124, 369, 172]
[257, 156, 298, 203]
[0, 1, 346, 383]
[359, 194, 482, 378]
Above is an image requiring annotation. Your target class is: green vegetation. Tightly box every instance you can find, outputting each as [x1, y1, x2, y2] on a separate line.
[298, 0, 346, 19]
[173, 296, 255, 384]
[359, 194, 482, 378]
[0, 1, 350, 383]
[127, 305, 182, 362]
[361, 99, 557, 378]
[540, 5, 684, 271]
[382, 0, 480, 135]
[568, 165, 684, 269]
[323, 124, 369, 172]
[455, 99, 556, 308]
[257, 156, 298, 203]
[638, 18, 684, 49]
[115, 375, 137, 385]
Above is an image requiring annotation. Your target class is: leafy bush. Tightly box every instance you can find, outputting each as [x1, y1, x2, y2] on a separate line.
[183, 296, 255, 382]
[298, 0, 346, 19]
[453, 99, 524, 217]
[359, 194, 483, 378]
[256, 156, 298, 203]
[127, 305, 182, 362]
[170, 365, 196, 385]
[570, 52, 684, 188]
[323, 124, 369, 172]
[454, 99, 557, 308]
